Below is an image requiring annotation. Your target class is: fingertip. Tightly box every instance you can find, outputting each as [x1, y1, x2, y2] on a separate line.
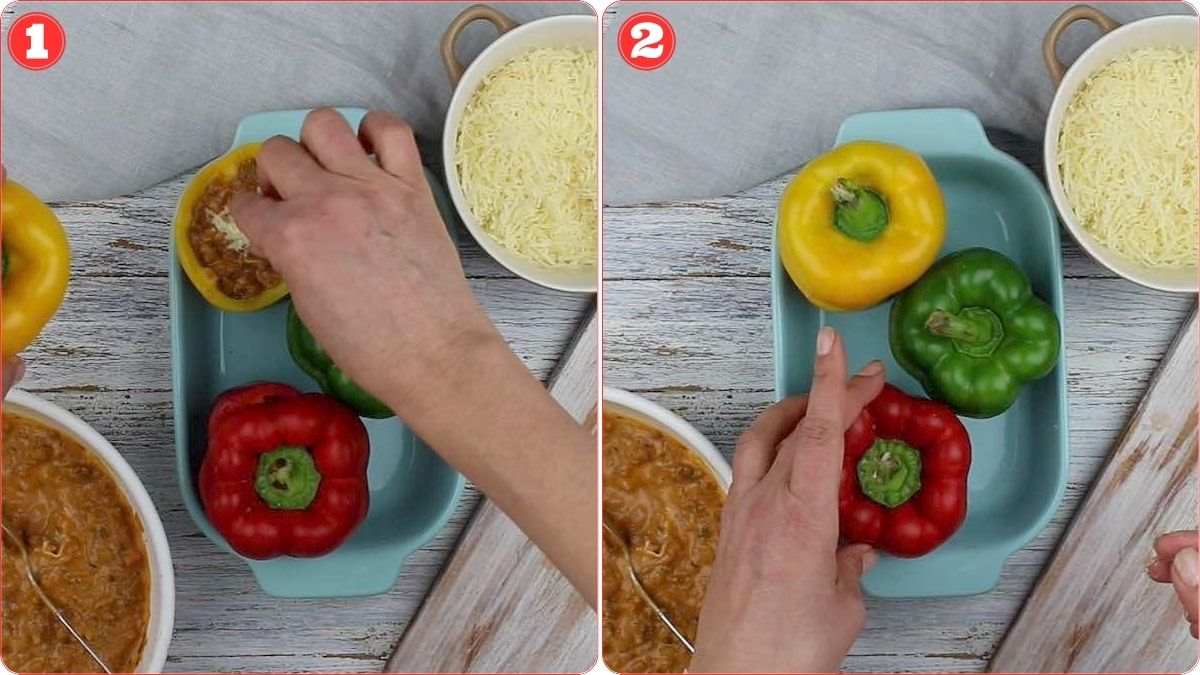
[858, 359, 885, 377]
[861, 547, 878, 574]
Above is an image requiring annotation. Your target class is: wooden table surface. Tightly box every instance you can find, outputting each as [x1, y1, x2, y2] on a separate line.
[602, 131, 1196, 673]
[16, 172, 592, 672]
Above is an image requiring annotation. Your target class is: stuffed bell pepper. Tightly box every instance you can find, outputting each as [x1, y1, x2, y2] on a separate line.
[175, 143, 288, 312]
[199, 383, 370, 559]
[890, 247, 1061, 418]
[287, 302, 392, 419]
[2, 180, 70, 357]
[778, 141, 945, 311]
[840, 384, 971, 557]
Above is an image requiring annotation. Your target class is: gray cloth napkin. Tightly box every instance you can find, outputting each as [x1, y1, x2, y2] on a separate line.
[602, 2, 1191, 205]
[1, 2, 588, 201]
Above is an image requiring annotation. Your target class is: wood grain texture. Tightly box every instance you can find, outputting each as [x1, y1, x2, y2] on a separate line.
[16, 169, 593, 672]
[602, 132, 1197, 672]
[387, 312, 598, 673]
[990, 314, 1199, 673]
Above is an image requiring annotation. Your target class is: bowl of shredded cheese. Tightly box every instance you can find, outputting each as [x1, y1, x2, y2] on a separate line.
[1043, 7, 1198, 293]
[441, 6, 597, 293]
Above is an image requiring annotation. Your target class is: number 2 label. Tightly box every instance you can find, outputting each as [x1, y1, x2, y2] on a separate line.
[8, 12, 66, 71]
[618, 12, 675, 71]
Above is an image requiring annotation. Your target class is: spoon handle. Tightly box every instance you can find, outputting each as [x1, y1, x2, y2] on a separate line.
[625, 567, 695, 654]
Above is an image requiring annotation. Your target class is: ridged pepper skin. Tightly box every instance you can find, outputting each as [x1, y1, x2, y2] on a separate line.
[286, 302, 393, 419]
[778, 141, 945, 311]
[840, 384, 971, 558]
[2, 180, 70, 357]
[889, 247, 1060, 418]
[199, 383, 370, 559]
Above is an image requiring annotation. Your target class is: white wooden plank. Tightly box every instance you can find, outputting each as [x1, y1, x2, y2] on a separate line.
[387, 312, 598, 673]
[990, 314, 1198, 672]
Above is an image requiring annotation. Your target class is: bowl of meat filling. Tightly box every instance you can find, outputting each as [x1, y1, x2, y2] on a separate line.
[1, 390, 174, 673]
[174, 142, 288, 312]
[602, 387, 730, 674]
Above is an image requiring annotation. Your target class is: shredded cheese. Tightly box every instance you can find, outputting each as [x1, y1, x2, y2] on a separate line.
[1058, 47, 1199, 269]
[455, 47, 597, 270]
[207, 208, 251, 253]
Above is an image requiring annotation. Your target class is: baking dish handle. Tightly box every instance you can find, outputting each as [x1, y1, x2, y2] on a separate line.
[441, 4, 520, 86]
[1043, 5, 1122, 86]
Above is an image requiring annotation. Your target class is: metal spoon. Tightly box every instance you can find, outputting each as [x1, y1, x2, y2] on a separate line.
[2, 522, 112, 674]
[603, 518, 695, 654]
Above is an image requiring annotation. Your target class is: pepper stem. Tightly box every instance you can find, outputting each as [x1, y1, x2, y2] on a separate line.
[255, 446, 321, 510]
[926, 307, 1006, 357]
[831, 178, 889, 243]
[857, 439, 922, 508]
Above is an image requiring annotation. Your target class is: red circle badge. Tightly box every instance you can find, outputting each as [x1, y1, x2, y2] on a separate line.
[8, 12, 67, 71]
[617, 12, 675, 71]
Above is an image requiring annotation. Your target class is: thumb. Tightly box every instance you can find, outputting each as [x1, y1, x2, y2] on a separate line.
[1170, 547, 1199, 637]
[836, 543, 877, 593]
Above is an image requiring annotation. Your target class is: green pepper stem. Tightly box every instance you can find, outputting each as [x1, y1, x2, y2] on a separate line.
[255, 446, 321, 510]
[926, 307, 1006, 357]
[831, 178, 889, 243]
[857, 439, 922, 508]
[926, 309, 983, 343]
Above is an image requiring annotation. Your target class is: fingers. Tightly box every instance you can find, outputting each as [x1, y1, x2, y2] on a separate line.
[732, 396, 808, 498]
[3, 357, 25, 397]
[229, 192, 292, 260]
[1170, 547, 1199, 637]
[779, 326, 849, 499]
[845, 360, 885, 422]
[300, 108, 377, 178]
[358, 111, 424, 184]
[835, 543, 877, 594]
[1149, 531, 1199, 582]
[255, 135, 326, 199]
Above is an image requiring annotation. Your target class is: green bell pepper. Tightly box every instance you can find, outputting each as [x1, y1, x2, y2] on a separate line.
[286, 302, 393, 419]
[889, 247, 1060, 418]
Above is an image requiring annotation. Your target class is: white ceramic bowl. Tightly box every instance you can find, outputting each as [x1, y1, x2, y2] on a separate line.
[3, 390, 174, 672]
[441, 10, 597, 294]
[603, 387, 731, 490]
[1043, 9, 1198, 293]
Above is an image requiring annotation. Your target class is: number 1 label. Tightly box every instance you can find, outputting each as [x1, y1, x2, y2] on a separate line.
[8, 12, 66, 71]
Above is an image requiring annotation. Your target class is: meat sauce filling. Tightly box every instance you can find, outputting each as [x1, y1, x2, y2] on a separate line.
[602, 411, 725, 673]
[2, 413, 150, 673]
[188, 157, 281, 300]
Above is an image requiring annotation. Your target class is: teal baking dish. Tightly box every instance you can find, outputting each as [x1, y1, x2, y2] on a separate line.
[169, 108, 465, 598]
[771, 108, 1068, 598]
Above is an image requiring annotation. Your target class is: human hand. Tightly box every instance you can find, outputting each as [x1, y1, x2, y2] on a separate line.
[690, 326, 885, 672]
[1148, 530, 1198, 638]
[231, 108, 501, 420]
[3, 357, 25, 397]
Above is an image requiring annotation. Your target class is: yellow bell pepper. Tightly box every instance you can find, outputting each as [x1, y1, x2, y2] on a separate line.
[778, 141, 945, 311]
[174, 143, 288, 312]
[2, 180, 70, 358]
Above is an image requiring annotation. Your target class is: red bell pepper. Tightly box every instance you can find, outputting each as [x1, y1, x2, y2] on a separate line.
[199, 382, 370, 559]
[839, 384, 971, 557]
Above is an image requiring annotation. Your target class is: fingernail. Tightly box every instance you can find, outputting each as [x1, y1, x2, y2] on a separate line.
[862, 549, 878, 573]
[817, 326, 836, 356]
[1173, 548, 1199, 588]
[859, 360, 885, 376]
